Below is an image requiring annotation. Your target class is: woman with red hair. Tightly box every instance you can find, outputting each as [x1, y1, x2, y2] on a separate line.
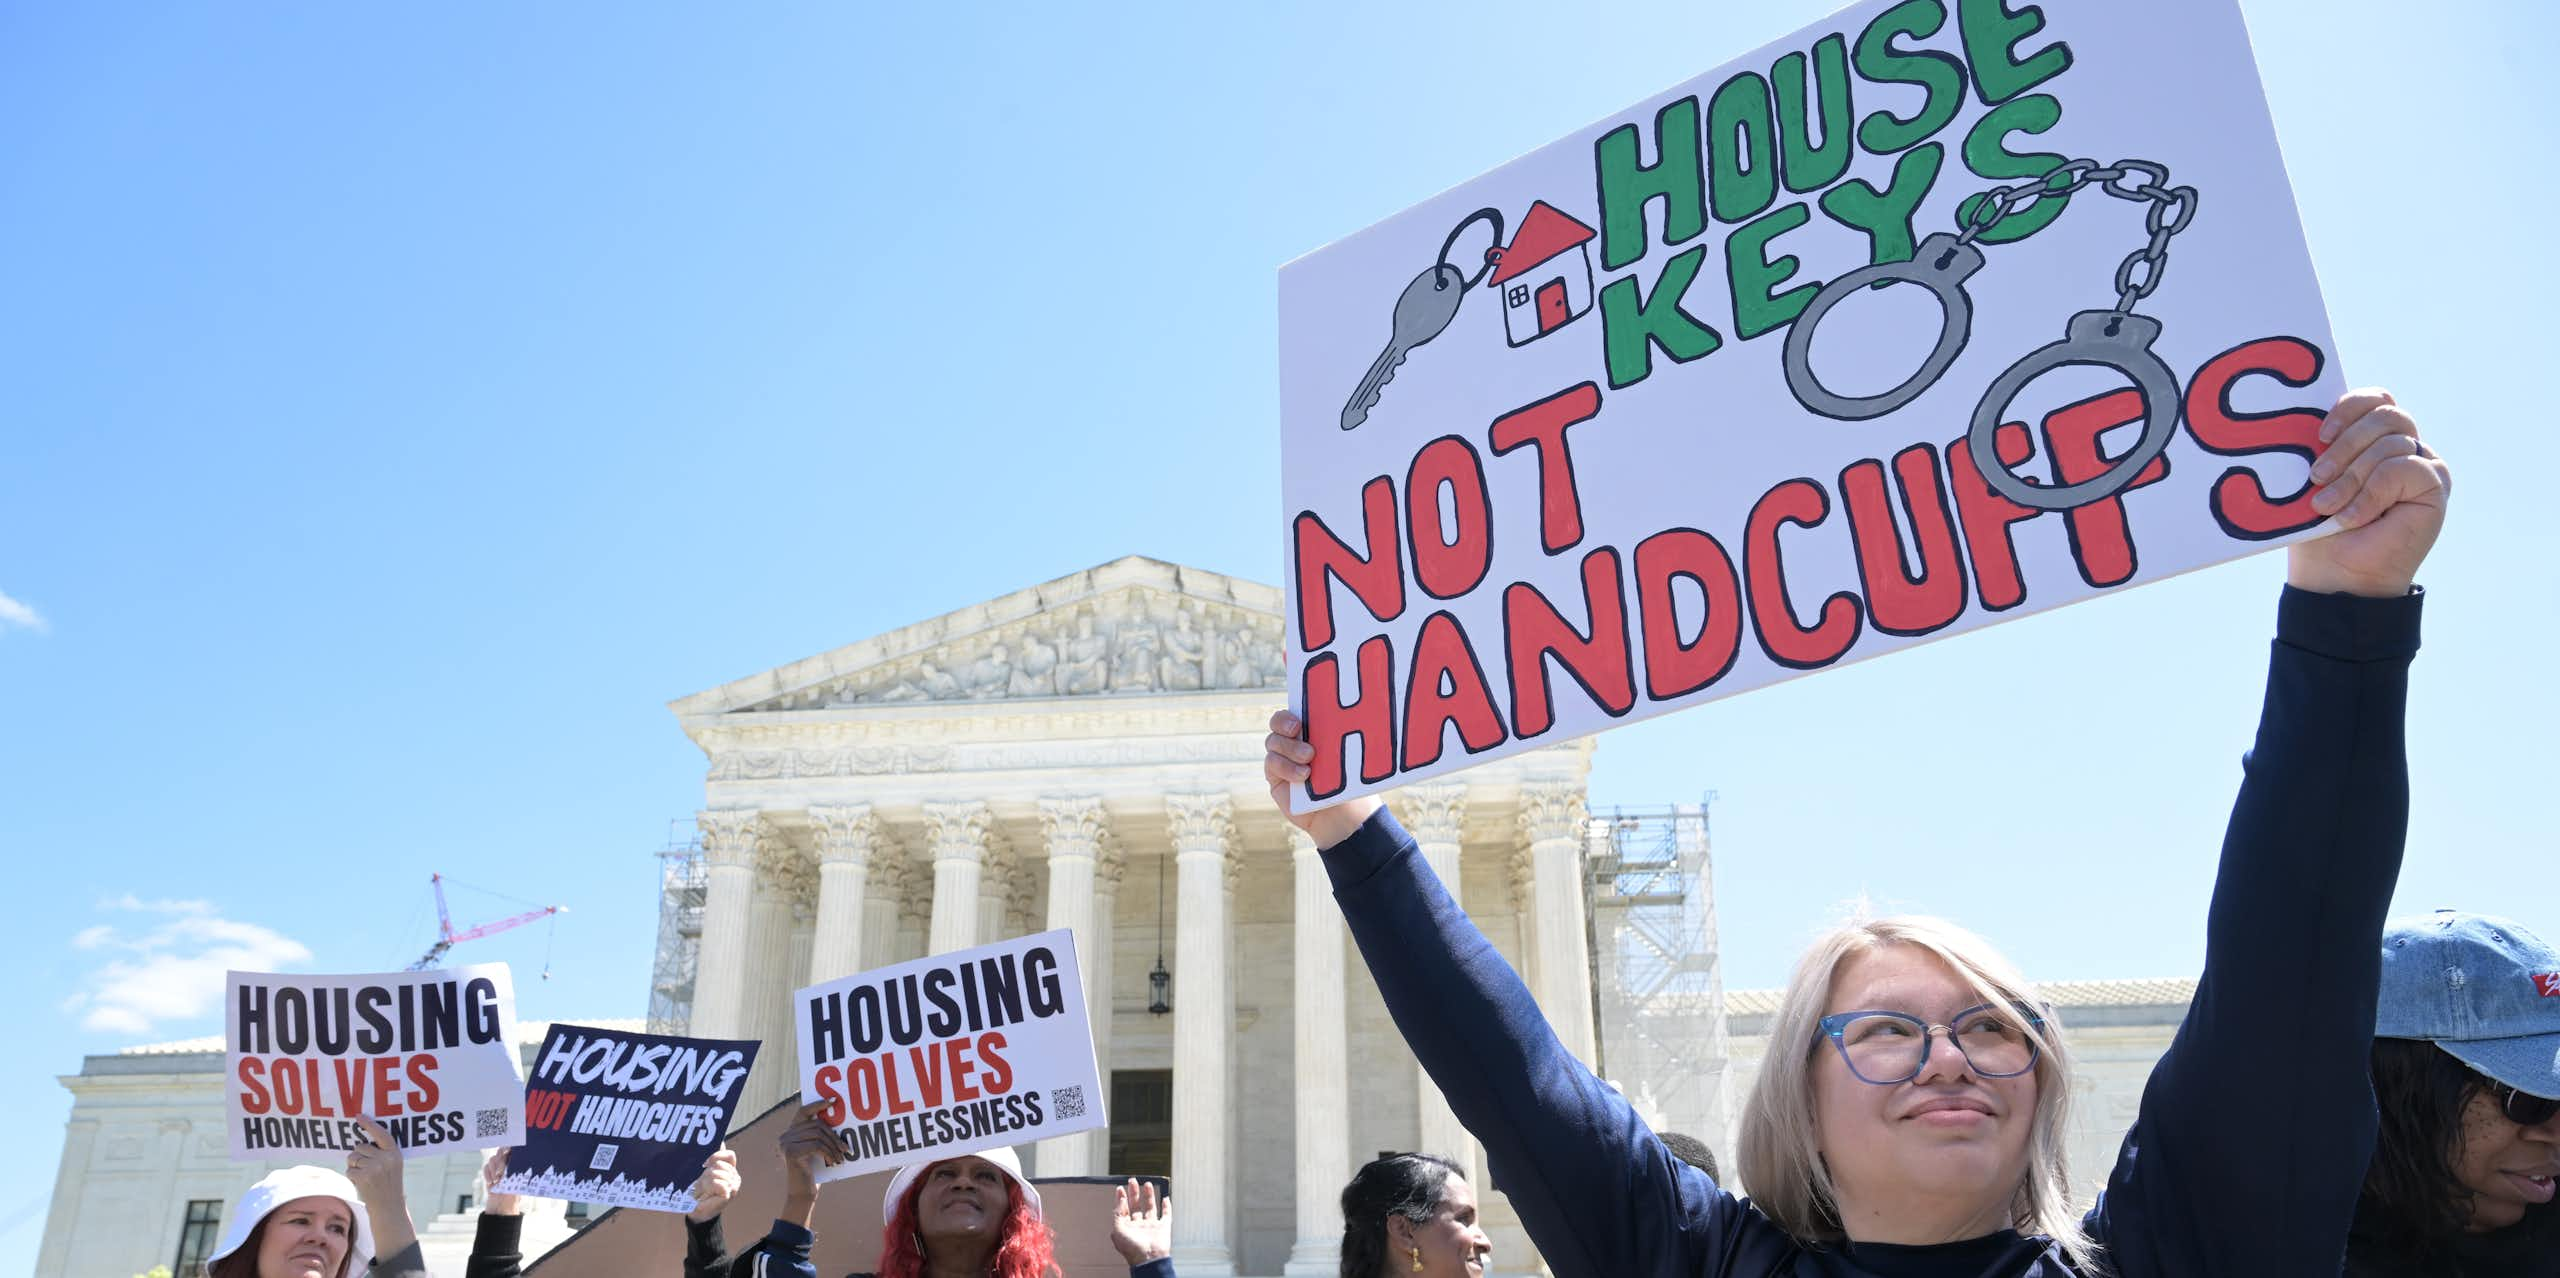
[691, 1101, 1173, 1278]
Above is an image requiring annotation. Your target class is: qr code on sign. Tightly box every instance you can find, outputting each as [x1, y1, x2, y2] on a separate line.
[476, 1108, 510, 1139]
[1052, 1086, 1085, 1119]
[590, 1143, 620, 1171]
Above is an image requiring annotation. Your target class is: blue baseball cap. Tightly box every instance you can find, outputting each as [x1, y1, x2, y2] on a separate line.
[2376, 910, 2560, 1099]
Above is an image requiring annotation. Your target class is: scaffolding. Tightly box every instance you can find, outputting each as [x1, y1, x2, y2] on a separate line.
[648, 823, 706, 1036]
[1586, 800, 1733, 1157]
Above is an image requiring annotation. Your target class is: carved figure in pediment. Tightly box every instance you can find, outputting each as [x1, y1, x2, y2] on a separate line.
[1112, 607, 1159, 691]
[1010, 629, 1060, 696]
[915, 659, 961, 700]
[1215, 629, 1255, 688]
[1059, 612, 1109, 695]
[1247, 630, 1286, 685]
[1159, 604, 1206, 690]
[963, 644, 1013, 698]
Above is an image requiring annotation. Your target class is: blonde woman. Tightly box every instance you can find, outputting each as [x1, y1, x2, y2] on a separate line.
[1263, 391, 2447, 1276]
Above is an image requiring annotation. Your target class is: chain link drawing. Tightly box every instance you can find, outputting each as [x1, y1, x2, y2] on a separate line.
[1779, 158, 2201, 511]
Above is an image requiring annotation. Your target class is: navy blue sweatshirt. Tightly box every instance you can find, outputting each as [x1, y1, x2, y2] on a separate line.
[1321, 586, 2422, 1278]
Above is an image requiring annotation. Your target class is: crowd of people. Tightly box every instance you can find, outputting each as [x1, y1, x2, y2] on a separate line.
[199, 397, 2554, 1275]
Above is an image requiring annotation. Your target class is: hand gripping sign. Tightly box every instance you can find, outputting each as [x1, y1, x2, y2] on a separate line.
[227, 965, 524, 1161]
[795, 930, 1106, 1183]
[1280, 0, 2345, 808]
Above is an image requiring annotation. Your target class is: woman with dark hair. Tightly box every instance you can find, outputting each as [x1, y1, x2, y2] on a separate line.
[691, 1101, 1174, 1278]
[202, 1118, 426, 1278]
[1337, 1153, 1491, 1278]
[2348, 911, 2560, 1275]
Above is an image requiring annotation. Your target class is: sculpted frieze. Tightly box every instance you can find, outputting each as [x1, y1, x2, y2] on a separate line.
[739, 591, 1287, 711]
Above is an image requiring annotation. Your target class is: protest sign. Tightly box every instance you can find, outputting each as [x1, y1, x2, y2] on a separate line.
[796, 929, 1104, 1184]
[494, 1024, 758, 1213]
[225, 964, 523, 1161]
[1280, 0, 2347, 807]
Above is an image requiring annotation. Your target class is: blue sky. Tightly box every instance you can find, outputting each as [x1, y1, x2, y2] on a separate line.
[2, 0, 2551, 1268]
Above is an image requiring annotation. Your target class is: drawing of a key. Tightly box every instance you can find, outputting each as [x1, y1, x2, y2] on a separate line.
[1340, 263, 1466, 431]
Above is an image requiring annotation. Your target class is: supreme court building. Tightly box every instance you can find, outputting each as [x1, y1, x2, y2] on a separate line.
[39, 555, 2190, 1278]
[651, 555, 1683, 1277]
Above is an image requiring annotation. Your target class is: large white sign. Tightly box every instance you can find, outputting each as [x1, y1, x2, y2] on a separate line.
[1280, 0, 2343, 807]
[226, 964, 525, 1161]
[795, 930, 1105, 1183]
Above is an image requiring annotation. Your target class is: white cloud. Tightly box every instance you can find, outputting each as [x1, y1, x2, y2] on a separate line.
[66, 897, 312, 1038]
[0, 589, 46, 635]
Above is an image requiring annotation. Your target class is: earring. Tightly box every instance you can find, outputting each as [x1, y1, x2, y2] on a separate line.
[1410, 1245, 1424, 1272]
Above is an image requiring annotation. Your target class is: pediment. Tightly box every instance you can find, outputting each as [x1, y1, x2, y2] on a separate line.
[671, 556, 1287, 718]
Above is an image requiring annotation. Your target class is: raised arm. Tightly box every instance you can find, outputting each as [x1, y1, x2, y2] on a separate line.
[2092, 390, 2448, 1276]
[680, 1147, 741, 1278]
[465, 1148, 526, 1278]
[1264, 738, 1756, 1277]
[1108, 1178, 1177, 1278]
[345, 1117, 428, 1277]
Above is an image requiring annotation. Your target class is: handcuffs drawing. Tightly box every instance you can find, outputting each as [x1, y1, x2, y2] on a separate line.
[1779, 159, 2200, 511]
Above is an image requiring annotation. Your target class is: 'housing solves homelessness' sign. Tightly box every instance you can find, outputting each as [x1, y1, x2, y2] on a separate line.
[796, 929, 1105, 1183]
[1280, 0, 2349, 807]
[226, 965, 524, 1161]
[494, 1024, 758, 1213]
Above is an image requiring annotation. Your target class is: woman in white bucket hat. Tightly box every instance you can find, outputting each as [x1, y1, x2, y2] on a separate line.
[202, 1117, 427, 1277]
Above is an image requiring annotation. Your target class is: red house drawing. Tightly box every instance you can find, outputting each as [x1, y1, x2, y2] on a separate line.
[1485, 201, 1598, 347]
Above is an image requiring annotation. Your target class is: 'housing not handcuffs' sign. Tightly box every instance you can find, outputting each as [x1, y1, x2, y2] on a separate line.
[1281, 0, 2345, 807]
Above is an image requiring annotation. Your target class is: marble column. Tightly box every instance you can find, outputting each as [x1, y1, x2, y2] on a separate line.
[1400, 784, 1478, 1179]
[739, 842, 811, 1113]
[1166, 793, 1238, 1278]
[860, 849, 907, 972]
[1035, 797, 1111, 1175]
[1088, 835, 1125, 1172]
[691, 810, 769, 1039]
[808, 804, 881, 985]
[1284, 827, 1349, 1278]
[924, 801, 993, 956]
[1520, 782, 1596, 1063]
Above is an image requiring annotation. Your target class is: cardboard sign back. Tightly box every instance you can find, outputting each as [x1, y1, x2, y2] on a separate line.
[1280, 0, 2341, 808]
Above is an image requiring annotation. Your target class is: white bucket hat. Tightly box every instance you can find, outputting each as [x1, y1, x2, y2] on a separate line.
[206, 1165, 377, 1275]
[881, 1145, 1043, 1223]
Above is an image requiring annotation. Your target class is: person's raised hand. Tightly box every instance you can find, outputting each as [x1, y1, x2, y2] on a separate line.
[344, 1118, 408, 1213]
[687, 1146, 740, 1223]
[1264, 709, 1382, 849]
[479, 1147, 523, 1217]
[2290, 388, 2451, 597]
[777, 1101, 847, 1200]
[345, 1117, 418, 1254]
[1108, 1178, 1171, 1265]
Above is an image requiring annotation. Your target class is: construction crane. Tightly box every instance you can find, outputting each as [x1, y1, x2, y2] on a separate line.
[407, 873, 569, 973]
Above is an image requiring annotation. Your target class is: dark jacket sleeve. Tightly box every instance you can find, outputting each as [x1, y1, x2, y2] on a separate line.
[1129, 1259, 1176, 1278]
[463, 1211, 524, 1278]
[2087, 586, 2421, 1277]
[1324, 808, 1775, 1277]
[724, 1219, 818, 1278]
[369, 1239, 431, 1277]
[683, 1213, 731, 1278]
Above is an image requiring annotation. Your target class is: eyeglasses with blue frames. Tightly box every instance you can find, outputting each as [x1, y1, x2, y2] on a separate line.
[1815, 1003, 2046, 1085]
